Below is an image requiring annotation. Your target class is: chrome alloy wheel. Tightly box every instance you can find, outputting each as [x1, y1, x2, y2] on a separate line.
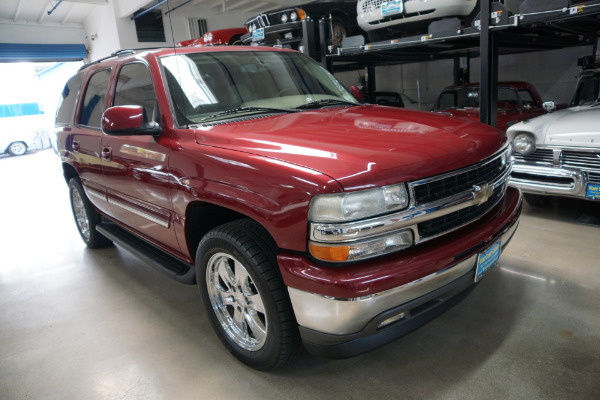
[8, 141, 27, 156]
[206, 252, 268, 351]
[71, 187, 90, 240]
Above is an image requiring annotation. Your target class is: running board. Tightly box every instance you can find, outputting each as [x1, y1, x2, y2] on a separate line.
[96, 222, 196, 284]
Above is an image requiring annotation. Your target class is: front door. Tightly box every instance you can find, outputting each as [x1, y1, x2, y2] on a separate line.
[101, 62, 180, 253]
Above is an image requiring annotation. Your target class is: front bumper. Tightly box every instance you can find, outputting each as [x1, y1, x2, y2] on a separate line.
[357, 0, 476, 32]
[241, 21, 304, 46]
[278, 186, 522, 358]
[510, 163, 599, 199]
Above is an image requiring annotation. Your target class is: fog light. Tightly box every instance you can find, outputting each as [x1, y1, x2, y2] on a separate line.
[379, 312, 406, 328]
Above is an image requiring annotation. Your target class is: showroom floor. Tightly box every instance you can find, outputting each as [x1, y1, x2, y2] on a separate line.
[1, 150, 599, 400]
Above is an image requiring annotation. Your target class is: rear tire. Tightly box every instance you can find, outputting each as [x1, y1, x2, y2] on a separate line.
[524, 193, 552, 207]
[196, 219, 299, 370]
[68, 178, 112, 248]
[8, 141, 27, 156]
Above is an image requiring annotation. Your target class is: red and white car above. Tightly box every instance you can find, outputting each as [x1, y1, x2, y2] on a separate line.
[176, 28, 247, 47]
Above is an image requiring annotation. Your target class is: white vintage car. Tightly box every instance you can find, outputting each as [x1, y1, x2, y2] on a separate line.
[357, 0, 522, 41]
[507, 75, 600, 206]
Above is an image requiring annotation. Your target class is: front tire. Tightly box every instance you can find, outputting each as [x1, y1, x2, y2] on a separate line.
[196, 220, 299, 370]
[68, 178, 112, 248]
[8, 141, 27, 156]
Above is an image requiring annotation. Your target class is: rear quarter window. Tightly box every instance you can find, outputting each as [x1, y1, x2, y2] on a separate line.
[55, 72, 84, 125]
[79, 68, 112, 129]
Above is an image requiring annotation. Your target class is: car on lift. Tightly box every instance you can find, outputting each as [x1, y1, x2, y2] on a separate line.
[241, 0, 359, 49]
[432, 81, 552, 132]
[176, 28, 247, 47]
[357, 0, 524, 42]
[507, 65, 600, 206]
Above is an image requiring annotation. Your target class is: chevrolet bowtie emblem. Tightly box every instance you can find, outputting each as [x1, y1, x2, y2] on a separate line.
[472, 184, 494, 206]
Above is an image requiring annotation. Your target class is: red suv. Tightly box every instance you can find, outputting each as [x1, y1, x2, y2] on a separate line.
[55, 46, 521, 370]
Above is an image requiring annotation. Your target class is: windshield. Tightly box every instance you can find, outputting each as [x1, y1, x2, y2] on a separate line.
[434, 86, 521, 111]
[161, 50, 358, 124]
[571, 76, 600, 106]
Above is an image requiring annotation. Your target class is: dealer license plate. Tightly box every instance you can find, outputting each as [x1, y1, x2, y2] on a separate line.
[475, 240, 501, 282]
[252, 28, 265, 42]
[586, 184, 600, 200]
[382, 0, 404, 17]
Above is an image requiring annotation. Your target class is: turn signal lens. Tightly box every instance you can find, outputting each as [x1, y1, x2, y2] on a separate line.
[309, 244, 350, 262]
[310, 230, 413, 262]
[297, 9, 306, 20]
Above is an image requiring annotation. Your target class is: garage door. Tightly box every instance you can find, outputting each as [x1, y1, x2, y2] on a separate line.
[0, 43, 86, 62]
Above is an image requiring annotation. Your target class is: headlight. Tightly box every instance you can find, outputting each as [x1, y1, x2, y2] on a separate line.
[207, 32, 213, 42]
[308, 184, 412, 262]
[281, 13, 288, 23]
[309, 184, 409, 223]
[512, 132, 536, 155]
[290, 12, 298, 21]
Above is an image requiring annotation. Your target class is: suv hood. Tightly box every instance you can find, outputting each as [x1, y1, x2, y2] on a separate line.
[194, 106, 506, 190]
[509, 106, 600, 147]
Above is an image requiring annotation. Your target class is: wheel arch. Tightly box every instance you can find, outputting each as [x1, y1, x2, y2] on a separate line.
[62, 162, 79, 185]
[184, 201, 280, 267]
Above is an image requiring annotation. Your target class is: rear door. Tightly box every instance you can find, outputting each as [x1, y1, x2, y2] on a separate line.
[100, 62, 180, 253]
[60, 68, 112, 215]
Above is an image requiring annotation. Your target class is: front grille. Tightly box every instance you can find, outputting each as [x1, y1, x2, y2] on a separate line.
[589, 172, 600, 184]
[362, 0, 385, 12]
[562, 150, 600, 170]
[361, 0, 418, 12]
[418, 188, 503, 239]
[511, 172, 574, 186]
[513, 148, 554, 165]
[412, 156, 505, 205]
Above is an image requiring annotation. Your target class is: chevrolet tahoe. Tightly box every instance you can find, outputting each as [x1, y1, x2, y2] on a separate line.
[55, 46, 521, 370]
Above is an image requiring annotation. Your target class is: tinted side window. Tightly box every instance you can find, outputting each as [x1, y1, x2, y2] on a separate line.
[113, 63, 157, 119]
[56, 72, 84, 125]
[80, 69, 111, 128]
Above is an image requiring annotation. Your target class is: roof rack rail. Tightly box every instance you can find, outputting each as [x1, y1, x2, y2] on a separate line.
[78, 47, 165, 71]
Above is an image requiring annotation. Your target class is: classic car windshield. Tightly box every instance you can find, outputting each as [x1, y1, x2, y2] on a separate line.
[571, 76, 600, 106]
[435, 87, 521, 111]
[161, 51, 358, 124]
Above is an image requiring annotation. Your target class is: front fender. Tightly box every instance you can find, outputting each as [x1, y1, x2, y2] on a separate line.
[169, 142, 343, 254]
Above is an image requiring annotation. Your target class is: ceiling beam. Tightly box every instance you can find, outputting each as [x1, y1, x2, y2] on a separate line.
[61, 3, 76, 25]
[225, 0, 254, 11]
[13, 0, 22, 22]
[38, 3, 49, 23]
[243, 2, 272, 13]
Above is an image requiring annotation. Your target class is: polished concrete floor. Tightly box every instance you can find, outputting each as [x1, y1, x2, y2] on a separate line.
[1, 149, 599, 399]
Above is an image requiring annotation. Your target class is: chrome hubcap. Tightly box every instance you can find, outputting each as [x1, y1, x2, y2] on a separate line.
[72, 188, 90, 240]
[206, 252, 267, 351]
[10, 142, 26, 155]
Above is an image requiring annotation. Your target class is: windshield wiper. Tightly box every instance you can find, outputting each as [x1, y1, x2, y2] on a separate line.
[199, 106, 300, 122]
[296, 99, 358, 109]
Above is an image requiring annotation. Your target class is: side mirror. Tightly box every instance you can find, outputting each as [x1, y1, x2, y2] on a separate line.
[349, 86, 364, 103]
[102, 105, 161, 136]
[542, 101, 556, 113]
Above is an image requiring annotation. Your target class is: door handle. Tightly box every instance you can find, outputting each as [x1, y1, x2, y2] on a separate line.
[72, 141, 80, 152]
[102, 146, 112, 161]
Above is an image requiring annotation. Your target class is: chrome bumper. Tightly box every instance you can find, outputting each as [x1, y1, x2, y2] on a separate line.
[509, 164, 590, 198]
[288, 218, 519, 336]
